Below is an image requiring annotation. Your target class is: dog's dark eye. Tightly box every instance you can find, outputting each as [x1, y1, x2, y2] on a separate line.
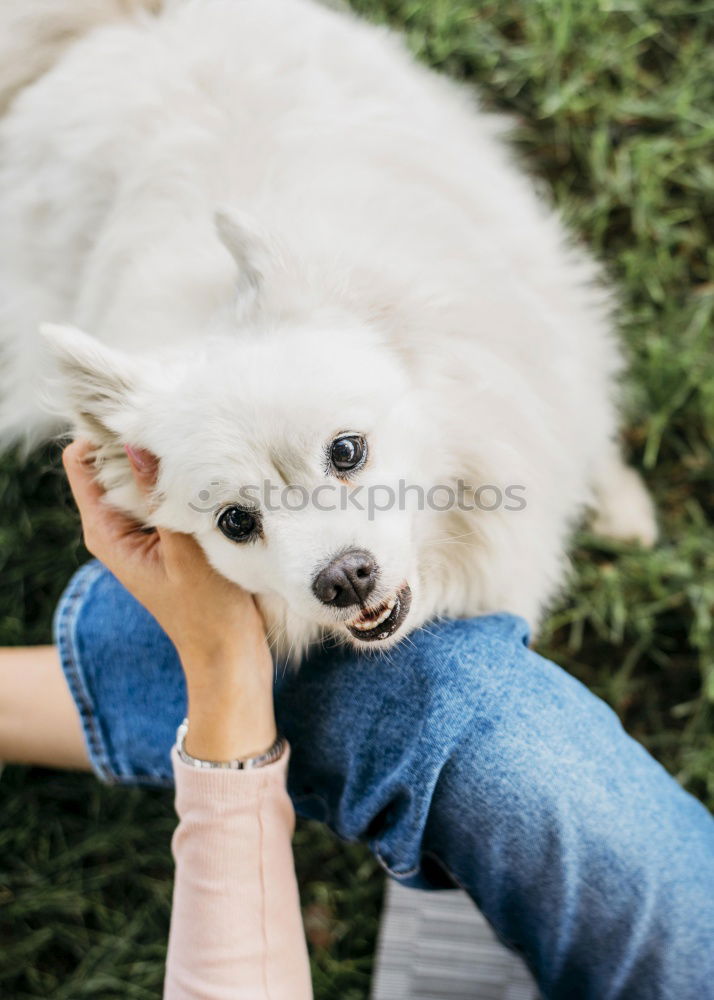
[330, 434, 366, 473]
[217, 506, 259, 543]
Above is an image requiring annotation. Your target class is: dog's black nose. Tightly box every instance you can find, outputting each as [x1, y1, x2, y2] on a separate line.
[312, 549, 378, 608]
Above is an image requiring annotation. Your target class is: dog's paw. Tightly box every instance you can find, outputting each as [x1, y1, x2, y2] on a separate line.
[591, 463, 657, 547]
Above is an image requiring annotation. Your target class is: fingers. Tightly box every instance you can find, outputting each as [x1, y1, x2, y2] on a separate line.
[122, 446, 204, 573]
[157, 524, 248, 602]
[122, 447, 215, 578]
[62, 439, 103, 509]
[63, 438, 150, 562]
[63, 440, 231, 601]
[158, 526, 212, 580]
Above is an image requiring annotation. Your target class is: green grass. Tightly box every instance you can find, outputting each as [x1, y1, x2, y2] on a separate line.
[1, 1, 713, 996]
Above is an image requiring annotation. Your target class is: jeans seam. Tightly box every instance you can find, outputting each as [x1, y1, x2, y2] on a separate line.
[54, 561, 117, 785]
[54, 561, 176, 786]
[376, 849, 421, 879]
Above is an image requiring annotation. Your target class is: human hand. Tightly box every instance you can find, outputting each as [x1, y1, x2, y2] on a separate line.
[62, 439, 277, 760]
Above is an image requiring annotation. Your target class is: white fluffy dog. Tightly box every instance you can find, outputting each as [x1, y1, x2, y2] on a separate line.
[0, 0, 656, 658]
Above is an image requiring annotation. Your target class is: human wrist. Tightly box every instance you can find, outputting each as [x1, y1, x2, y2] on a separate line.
[184, 677, 277, 761]
[184, 714, 278, 761]
[177, 633, 276, 760]
[181, 712, 279, 763]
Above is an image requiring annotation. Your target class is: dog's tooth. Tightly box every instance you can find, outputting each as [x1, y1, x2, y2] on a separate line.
[354, 602, 393, 630]
[348, 593, 400, 632]
[372, 600, 394, 621]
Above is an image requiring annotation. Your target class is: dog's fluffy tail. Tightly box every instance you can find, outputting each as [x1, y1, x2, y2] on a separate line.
[0, 0, 162, 114]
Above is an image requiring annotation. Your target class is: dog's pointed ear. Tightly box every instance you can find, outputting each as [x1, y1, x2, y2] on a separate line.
[40, 323, 146, 446]
[215, 209, 268, 320]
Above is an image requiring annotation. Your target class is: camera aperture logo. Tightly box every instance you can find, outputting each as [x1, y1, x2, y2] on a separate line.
[189, 483, 224, 513]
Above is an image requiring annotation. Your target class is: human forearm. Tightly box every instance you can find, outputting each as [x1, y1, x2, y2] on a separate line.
[164, 747, 312, 1000]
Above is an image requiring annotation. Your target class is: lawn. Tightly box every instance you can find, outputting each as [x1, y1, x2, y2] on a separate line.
[1, 1, 713, 997]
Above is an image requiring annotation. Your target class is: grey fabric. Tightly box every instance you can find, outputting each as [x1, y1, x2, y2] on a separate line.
[372, 883, 538, 1000]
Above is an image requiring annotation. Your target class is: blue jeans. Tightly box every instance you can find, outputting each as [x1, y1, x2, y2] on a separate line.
[55, 561, 714, 999]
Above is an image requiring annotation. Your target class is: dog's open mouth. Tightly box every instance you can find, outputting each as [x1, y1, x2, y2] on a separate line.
[346, 583, 412, 642]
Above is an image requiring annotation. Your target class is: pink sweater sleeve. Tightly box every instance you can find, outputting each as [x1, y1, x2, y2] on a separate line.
[164, 744, 313, 1000]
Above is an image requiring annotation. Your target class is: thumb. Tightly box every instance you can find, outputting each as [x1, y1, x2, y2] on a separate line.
[158, 525, 207, 576]
[124, 444, 159, 496]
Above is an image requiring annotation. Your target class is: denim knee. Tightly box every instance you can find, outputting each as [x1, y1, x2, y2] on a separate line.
[282, 612, 714, 997]
[279, 612, 539, 883]
[361, 612, 575, 883]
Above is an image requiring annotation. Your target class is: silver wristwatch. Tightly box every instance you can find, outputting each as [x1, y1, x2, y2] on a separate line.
[176, 719, 285, 770]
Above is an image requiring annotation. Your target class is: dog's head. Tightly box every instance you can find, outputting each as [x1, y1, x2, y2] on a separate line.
[43, 309, 436, 655]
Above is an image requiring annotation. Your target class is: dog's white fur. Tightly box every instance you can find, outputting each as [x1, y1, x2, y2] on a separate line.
[0, 0, 656, 658]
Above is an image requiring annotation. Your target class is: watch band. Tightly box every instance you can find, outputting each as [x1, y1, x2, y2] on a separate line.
[176, 719, 285, 770]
